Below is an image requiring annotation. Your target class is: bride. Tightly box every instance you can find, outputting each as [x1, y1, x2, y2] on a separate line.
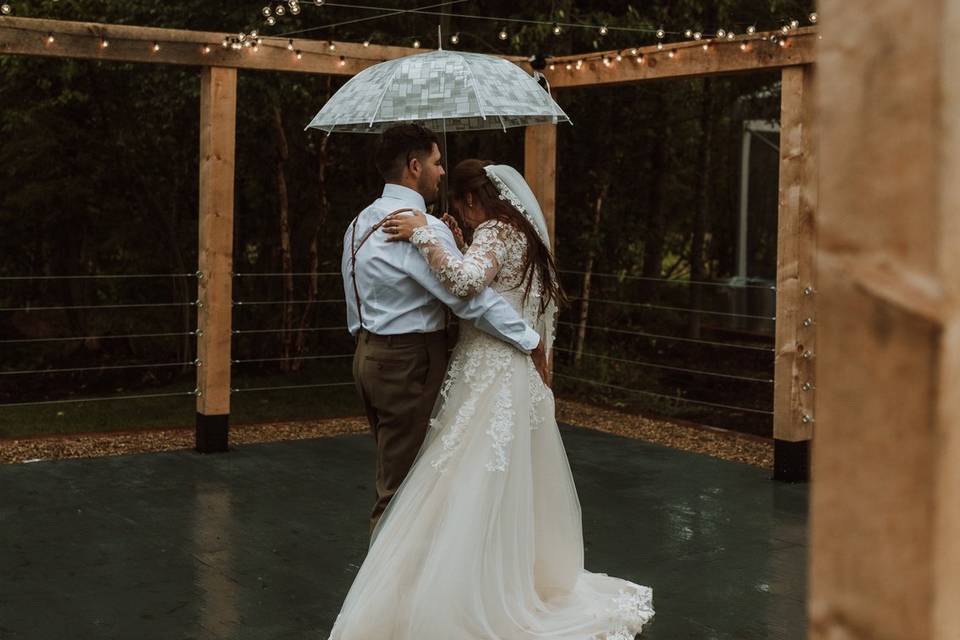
[326, 159, 654, 640]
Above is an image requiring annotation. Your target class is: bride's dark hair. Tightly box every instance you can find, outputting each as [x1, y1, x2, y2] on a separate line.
[449, 159, 567, 315]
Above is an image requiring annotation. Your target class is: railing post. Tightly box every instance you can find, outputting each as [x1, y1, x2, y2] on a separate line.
[773, 64, 817, 482]
[195, 65, 237, 453]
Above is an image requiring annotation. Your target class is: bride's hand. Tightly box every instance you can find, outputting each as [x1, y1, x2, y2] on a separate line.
[383, 210, 428, 242]
[441, 213, 466, 251]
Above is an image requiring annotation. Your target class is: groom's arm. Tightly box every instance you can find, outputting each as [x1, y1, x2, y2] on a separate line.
[400, 221, 539, 353]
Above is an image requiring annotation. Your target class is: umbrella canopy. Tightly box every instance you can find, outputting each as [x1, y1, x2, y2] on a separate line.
[304, 49, 571, 134]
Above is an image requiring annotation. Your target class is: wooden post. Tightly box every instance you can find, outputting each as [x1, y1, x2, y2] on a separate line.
[772, 64, 817, 482]
[524, 123, 557, 247]
[196, 66, 237, 453]
[810, 0, 960, 637]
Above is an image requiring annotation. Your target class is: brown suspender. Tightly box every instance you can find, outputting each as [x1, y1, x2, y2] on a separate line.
[350, 208, 415, 331]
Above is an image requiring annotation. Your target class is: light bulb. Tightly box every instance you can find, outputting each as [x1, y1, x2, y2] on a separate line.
[266, 16, 276, 25]
[338, 55, 345, 66]
[314, 0, 323, 5]
[630, 48, 638, 55]
[599, 25, 608, 36]
[203, 44, 211, 53]
[296, 50, 302, 59]
[222, 38, 229, 48]
[702, 43, 709, 50]
[656, 28, 665, 39]
[549, 63, 555, 70]
[101, 38, 109, 48]
[289, 3, 300, 14]
[615, 54, 622, 61]
[413, 39, 421, 48]
[363, 39, 370, 47]
[262, 6, 271, 16]
[152, 42, 160, 52]
[450, 33, 459, 44]
[790, 19, 799, 29]
[656, 42, 663, 50]
[635, 54, 644, 64]
[499, 29, 508, 40]
[553, 23, 561, 35]
[668, 50, 675, 58]
[328, 41, 335, 51]
[740, 42, 748, 51]
[747, 25, 756, 34]
[46, 33, 55, 44]
[781, 25, 790, 34]
[779, 39, 787, 47]
[693, 31, 702, 40]
[685, 29, 693, 38]
[602, 56, 610, 66]
[809, 12, 818, 24]
[565, 63, 572, 70]
[287, 39, 294, 50]
[0, 4, 11, 14]
[275, 4, 285, 15]
[727, 31, 735, 39]
[716, 28, 726, 38]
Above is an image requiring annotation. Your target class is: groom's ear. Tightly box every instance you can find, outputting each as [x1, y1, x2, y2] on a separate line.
[406, 154, 422, 177]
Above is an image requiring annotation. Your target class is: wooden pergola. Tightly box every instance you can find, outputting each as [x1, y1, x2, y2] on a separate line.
[0, 16, 816, 479]
[5, 3, 960, 636]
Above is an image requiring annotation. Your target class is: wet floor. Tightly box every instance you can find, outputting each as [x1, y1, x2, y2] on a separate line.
[0, 425, 807, 640]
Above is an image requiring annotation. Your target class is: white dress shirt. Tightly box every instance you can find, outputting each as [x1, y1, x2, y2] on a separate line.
[341, 184, 540, 353]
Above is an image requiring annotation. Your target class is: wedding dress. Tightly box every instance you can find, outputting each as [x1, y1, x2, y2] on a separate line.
[327, 170, 654, 640]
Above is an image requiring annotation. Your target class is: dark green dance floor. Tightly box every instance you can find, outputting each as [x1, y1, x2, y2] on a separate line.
[0, 425, 808, 639]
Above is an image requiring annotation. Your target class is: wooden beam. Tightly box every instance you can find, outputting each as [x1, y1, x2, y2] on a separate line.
[524, 123, 557, 247]
[810, 0, 960, 637]
[547, 28, 817, 88]
[0, 15, 422, 75]
[196, 66, 236, 453]
[772, 64, 817, 482]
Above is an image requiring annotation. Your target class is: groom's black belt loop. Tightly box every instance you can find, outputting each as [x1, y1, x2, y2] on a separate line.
[349, 208, 415, 331]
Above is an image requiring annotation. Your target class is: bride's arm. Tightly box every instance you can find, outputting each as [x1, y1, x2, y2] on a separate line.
[408, 221, 507, 298]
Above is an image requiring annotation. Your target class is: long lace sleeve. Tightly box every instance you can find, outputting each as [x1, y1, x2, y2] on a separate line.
[410, 220, 509, 298]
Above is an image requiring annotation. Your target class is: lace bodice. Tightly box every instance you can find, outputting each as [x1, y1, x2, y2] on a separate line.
[410, 219, 542, 325]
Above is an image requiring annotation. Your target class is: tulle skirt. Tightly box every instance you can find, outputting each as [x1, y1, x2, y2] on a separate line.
[327, 329, 654, 639]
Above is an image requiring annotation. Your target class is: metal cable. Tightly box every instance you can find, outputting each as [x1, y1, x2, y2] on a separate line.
[232, 354, 353, 364]
[553, 347, 772, 383]
[0, 390, 197, 408]
[559, 269, 776, 290]
[0, 301, 197, 312]
[554, 373, 774, 415]
[233, 299, 343, 306]
[232, 326, 348, 335]
[1, 361, 196, 376]
[0, 273, 197, 281]
[568, 297, 776, 320]
[234, 272, 341, 277]
[555, 321, 774, 352]
[231, 382, 355, 393]
[0, 331, 197, 345]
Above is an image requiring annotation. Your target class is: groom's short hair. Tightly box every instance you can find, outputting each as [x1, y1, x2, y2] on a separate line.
[375, 124, 439, 181]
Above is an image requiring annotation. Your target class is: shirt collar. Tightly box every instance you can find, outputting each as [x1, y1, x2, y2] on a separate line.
[381, 183, 427, 212]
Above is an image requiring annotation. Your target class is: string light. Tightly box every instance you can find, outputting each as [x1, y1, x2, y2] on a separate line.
[727, 31, 735, 40]
[656, 42, 663, 50]
[327, 40, 335, 51]
[222, 37, 230, 48]
[363, 38, 370, 47]
[46, 33, 55, 44]
[602, 56, 610, 66]
[290, 3, 301, 15]
[781, 24, 790, 34]
[152, 42, 160, 52]
[262, 6, 271, 17]
[564, 62, 572, 70]
[635, 54, 644, 64]
[809, 12, 818, 24]
[100, 38, 110, 48]
[498, 28, 508, 40]
[630, 48, 638, 55]
[615, 53, 622, 62]
[266, 16, 276, 26]
[790, 19, 800, 29]
[338, 55, 346, 66]
[287, 38, 295, 50]
[685, 29, 693, 38]
[667, 49, 675, 58]
[0, 3, 11, 15]
[314, 0, 324, 5]
[450, 33, 459, 45]
[552, 23, 561, 35]
[275, 4, 286, 16]
[747, 25, 757, 34]
[656, 28, 665, 39]
[693, 31, 702, 40]
[599, 25, 608, 36]
[716, 28, 726, 38]
[295, 49, 303, 59]
[203, 44, 212, 54]
[549, 63, 555, 70]
[412, 39, 421, 48]
[740, 42, 748, 51]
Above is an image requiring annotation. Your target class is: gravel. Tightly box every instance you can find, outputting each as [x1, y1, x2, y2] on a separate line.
[0, 400, 772, 469]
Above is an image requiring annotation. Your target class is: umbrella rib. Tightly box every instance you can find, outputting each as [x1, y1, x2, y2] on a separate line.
[459, 52, 488, 121]
[369, 63, 406, 128]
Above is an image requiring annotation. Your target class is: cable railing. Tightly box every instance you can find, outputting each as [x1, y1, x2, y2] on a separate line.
[555, 321, 774, 352]
[559, 269, 777, 291]
[552, 347, 772, 384]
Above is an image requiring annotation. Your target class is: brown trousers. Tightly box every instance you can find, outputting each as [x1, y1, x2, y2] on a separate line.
[353, 329, 449, 534]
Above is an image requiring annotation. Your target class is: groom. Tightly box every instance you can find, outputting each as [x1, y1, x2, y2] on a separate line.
[342, 123, 545, 533]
